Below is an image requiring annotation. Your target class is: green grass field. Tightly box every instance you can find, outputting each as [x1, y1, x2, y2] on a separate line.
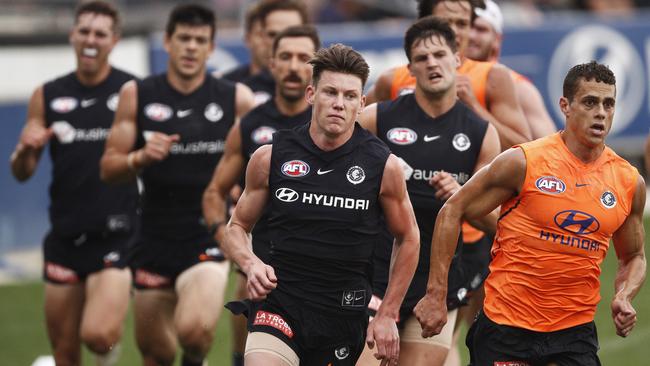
[1, 220, 649, 365]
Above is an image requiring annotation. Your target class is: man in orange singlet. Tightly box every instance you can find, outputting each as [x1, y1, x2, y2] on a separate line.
[415, 61, 646, 365]
[366, 0, 531, 150]
[466, 0, 556, 140]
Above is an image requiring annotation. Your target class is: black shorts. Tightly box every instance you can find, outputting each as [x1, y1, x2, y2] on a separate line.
[467, 311, 601, 366]
[227, 295, 368, 365]
[460, 233, 493, 292]
[130, 233, 226, 289]
[43, 229, 133, 284]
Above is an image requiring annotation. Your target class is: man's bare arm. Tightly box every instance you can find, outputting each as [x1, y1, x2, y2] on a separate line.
[10, 86, 52, 182]
[516, 79, 557, 139]
[365, 68, 396, 105]
[234, 82, 255, 119]
[202, 120, 246, 243]
[358, 103, 378, 135]
[611, 175, 647, 337]
[414, 147, 526, 337]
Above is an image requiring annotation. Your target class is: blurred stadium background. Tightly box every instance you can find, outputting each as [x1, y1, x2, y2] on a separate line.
[1, 0, 649, 364]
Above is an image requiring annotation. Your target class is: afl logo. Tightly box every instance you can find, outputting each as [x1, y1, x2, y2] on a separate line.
[346, 166, 366, 185]
[601, 191, 617, 209]
[252, 126, 276, 144]
[548, 25, 644, 135]
[554, 210, 600, 235]
[145, 103, 173, 122]
[275, 188, 299, 203]
[50, 97, 78, 113]
[535, 176, 566, 194]
[204, 103, 223, 122]
[282, 160, 310, 177]
[452, 133, 471, 152]
[387, 128, 417, 145]
[106, 93, 119, 111]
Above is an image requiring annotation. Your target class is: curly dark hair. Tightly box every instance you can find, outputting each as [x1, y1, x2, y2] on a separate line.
[563, 61, 616, 101]
[166, 3, 216, 40]
[308, 43, 369, 88]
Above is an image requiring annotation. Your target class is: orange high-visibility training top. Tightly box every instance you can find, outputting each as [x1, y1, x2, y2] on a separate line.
[484, 133, 637, 332]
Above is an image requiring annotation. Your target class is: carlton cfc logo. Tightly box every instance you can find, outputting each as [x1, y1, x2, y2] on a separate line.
[535, 176, 566, 194]
[281, 160, 310, 177]
[386, 127, 417, 145]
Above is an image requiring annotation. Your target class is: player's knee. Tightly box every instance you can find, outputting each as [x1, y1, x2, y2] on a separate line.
[81, 327, 119, 354]
[177, 322, 213, 352]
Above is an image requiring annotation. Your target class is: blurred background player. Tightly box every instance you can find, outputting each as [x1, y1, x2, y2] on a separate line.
[203, 24, 319, 366]
[466, 0, 556, 139]
[100, 4, 254, 366]
[9, 2, 137, 365]
[357, 17, 500, 366]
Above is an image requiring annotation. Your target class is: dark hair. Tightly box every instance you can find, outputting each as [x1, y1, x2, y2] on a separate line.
[75, 1, 120, 32]
[244, 2, 261, 34]
[257, 0, 309, 27]
[404, 16, 456, 62]
[166, 3, 216, 40]
[563, 61, 616, 101]
[272, 25, 321, 56]
[308, 43, 369, 88]
[416, 0, 485, 23]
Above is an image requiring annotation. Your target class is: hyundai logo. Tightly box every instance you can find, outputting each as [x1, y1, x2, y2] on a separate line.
[553, 210, 600, 235]
[275, 188, 299, 202]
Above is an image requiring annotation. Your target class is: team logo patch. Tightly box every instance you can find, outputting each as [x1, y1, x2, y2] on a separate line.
[106, 93, 119, 111]
[282, 160, 310, 177]
[346, 165, 366, 185]
[254, 310, 294, 338]
[145, 103, 173, 122]
[103, 251, 120, 266]
[554, 210, 600, 235]
[387, 127, 418, 145]
[51, 121, 76, 144]
[204, 102, 223, 122]
[601, 191, 617, 209]
[342, 289, 366, 307]
[252, 126, 276, 144]
[50, 97, 78, 113]
[335, 346, 350, 360]
[452, 133, 471, 151]
[535, 176, 566, 194]
[275, 188, 299, 202]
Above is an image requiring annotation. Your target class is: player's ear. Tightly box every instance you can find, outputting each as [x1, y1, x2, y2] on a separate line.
[306, 84, 315, 105]
[559, 96, 570, 117]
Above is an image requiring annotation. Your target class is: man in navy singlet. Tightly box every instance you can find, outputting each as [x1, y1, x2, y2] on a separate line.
[100, 4, 255, 366]
[10, 2, 136, 365]
[222, 44, 420, 366]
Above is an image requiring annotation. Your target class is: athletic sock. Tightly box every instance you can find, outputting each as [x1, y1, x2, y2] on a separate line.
[95, 342, 122, 366]
[233, 352, 244, 366]
[181, 354, 205, 366]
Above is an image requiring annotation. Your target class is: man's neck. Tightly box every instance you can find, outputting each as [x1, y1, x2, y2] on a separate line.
[560, 130, 605, 164]
[414, 86, 457, 118]
[275, 95, 308, 117]
[76, 64, 111, 87]
[167, 69, 206, 95]
[308, 121, 353, 152]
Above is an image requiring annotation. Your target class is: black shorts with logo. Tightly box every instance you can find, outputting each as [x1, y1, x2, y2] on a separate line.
[130, 233, 226, 289]
[228, 291, 368, 366]
[43, 229, 134, 284]
[467, 311, 601, 366]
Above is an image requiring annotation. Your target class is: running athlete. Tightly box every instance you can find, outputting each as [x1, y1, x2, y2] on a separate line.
[467, 0, 556, 139]
[203, 24, 319, 366]
[222, 44, 420, 366]
[100, 5, 255, 366]
[415, 61, 647, 365]
[231, 0, 310, 106]
[356, 17, 500, 366]
[10, 2, 136, 365]
[366, 0, 531, 149]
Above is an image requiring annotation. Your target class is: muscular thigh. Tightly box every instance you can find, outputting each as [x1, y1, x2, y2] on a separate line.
[399, 309, 458, 365]
[81, 267, 132, 330]
[44, 282, 85, 340]
[174, 261, 230, 328]
[133, 288, 177, 345]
